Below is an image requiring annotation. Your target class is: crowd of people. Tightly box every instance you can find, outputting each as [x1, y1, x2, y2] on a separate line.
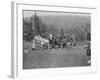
[32, 34, 76, 50]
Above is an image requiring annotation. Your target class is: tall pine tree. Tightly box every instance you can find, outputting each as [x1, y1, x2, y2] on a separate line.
[31, 12, 48, 38]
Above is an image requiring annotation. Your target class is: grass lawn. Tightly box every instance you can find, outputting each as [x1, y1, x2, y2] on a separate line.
[23, 44, 90, 69]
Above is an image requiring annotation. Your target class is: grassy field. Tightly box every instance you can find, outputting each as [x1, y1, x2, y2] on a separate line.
[23, 43, 90, 69]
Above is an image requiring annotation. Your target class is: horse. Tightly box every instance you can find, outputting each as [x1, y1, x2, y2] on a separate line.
[32, 35, 49, 50]
[39, 37, 49, 49]
[66, 42, 71, 49]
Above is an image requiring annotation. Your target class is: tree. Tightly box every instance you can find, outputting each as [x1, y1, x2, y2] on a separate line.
[85, 23, 91, 33]
[32, 12, 44, 36]
[84, 23, 91, 41]
[60, 28, 64, 38]
[31, 12, 48, 38]
[86, 32, 91, 41]
[23, 18, 33, 41]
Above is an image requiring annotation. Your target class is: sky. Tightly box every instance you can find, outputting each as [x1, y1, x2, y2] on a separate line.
[23, 10, 91, 18]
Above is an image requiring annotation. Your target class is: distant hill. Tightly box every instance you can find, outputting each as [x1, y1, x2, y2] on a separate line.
[24, 15, 91, 34]
[41, 15, 90, 28]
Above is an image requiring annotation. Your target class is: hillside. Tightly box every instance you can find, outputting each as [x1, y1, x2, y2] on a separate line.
[40, 15, 90, 33]
[24, 15, 91, 34]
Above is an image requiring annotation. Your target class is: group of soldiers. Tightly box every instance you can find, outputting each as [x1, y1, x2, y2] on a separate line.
[32, 34, 76, 50]
[48, 35, 75, 49]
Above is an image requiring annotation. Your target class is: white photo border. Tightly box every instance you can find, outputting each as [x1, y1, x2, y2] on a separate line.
[11, 2, 97, 78]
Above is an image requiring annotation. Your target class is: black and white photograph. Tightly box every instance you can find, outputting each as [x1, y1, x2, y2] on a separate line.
[23, 10, 91, 69]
